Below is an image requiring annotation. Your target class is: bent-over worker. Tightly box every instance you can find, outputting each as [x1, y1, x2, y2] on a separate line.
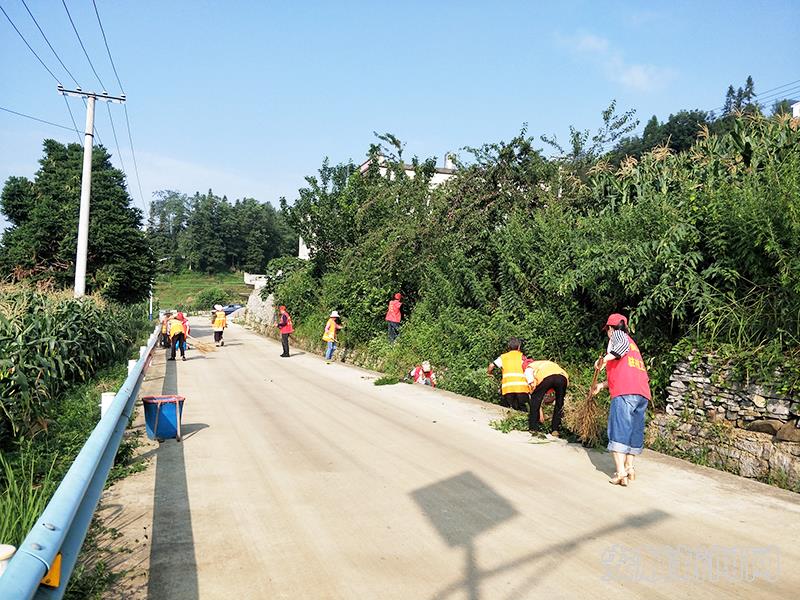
[525, 359, 569, 436]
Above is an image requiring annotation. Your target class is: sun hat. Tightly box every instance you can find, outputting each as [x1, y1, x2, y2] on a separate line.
[421, 360, 431, 372]
[330, 310, 340, 318]
[214, 304, 223, 310]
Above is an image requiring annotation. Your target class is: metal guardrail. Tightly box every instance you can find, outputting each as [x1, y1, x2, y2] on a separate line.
[0, 326, 159, 600]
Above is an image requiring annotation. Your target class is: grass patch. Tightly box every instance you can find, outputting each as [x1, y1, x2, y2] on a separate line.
[490, 411, 529, 433]
[153, 271, 251, 311]
[373, 375, 400, 386]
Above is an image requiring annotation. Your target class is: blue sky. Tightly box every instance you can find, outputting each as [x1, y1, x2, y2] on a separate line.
[1, 1, 798, 221]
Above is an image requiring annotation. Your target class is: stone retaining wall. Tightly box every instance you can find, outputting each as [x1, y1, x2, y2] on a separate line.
[648, 414, 800, 488]
[665, 355, 799, 428]
[655, 353, 800, 491]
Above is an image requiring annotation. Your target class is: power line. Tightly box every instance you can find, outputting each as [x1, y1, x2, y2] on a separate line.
[91, 1, 148, 213]
[0, 3, 61, 83]
[92, 0, 124, 93]
[124, 105, 147, 213]
[710, 78, 800, 114]
[0, 104, 76, 131]
[20, 0, 80, 87]
[755, 84, 800, 106]
[757, 78, 800, 97]
[106, 102, 127, 175]
[1, 2, 84, 142]
[61, 0, 107, 91]
[63, 95, 83, 144]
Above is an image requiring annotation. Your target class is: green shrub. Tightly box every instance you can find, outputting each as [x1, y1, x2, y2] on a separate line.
[191, 286, 233, 311]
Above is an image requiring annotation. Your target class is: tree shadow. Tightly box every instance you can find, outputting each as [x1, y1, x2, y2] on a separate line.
[146, 358, 199, 599]
[412, 471, 670, 600]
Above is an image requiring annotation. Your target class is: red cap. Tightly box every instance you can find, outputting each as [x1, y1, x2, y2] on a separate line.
[279, 305, 286, 311]
[394, 293, 402, 300]
[603, 313, 628, 330]
[176, 312, 185, 320]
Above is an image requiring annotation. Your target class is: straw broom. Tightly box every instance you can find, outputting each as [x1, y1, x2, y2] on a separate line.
[574, 356, 603, 447]
[186, 336, 216, 354]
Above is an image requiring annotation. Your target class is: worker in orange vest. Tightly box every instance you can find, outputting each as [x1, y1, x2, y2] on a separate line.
[277, 305, 293, 357]
[385, 292, 402, 342]
[322, 310, 343, 362]
[168, 312, 187, 361]
[487, 337, 530, 412]
[525, 359, 569, 436]
[211, 304, 227, 347]
[159, 311, 172, 348]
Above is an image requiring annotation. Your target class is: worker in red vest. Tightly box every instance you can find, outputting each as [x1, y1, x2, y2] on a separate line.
[592, 313, 652, 486]
[409, 361, 437, 387]
[487, 337, 530, 412]
[385, 293, 402, 343]
[277, 305, 293, 357]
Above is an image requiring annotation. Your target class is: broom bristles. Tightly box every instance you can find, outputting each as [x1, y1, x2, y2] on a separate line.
[574, 359, 603, 446]
[187, 336, 216, 354]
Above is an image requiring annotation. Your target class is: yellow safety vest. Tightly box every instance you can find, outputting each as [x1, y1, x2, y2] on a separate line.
[526, 360, 568, 390]
[212, 310, 227, 331]
[168, 319, 184, 337]
[322, 318, 338, 342]
[500, 350, 529, 395]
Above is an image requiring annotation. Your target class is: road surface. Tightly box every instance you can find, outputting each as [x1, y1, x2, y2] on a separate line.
[115, 318, 799, 599]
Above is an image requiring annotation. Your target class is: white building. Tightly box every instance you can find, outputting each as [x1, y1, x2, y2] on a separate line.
[358, 154, 456, 188]
[792, 101, 800, 119]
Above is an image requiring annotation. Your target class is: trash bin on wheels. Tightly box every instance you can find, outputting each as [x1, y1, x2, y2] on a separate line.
[142, 395, 185, 442]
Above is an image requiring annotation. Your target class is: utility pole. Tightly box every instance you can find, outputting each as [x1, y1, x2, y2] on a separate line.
[58, 86, 126, 297]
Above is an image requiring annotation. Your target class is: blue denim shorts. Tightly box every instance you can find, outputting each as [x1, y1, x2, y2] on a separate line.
[607, 394, 648, 455]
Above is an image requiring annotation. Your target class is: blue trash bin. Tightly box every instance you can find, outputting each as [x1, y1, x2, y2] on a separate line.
[142, 395, 185, 441]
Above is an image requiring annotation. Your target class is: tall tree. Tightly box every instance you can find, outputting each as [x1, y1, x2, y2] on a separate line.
[147, 190, 189, 271]
[0, 140, 153, 303]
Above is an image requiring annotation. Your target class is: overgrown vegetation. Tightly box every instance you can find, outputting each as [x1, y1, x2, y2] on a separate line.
[0, 288, 149, 596]
[0, 288, 148, 446]
[275, 101, 800, 439]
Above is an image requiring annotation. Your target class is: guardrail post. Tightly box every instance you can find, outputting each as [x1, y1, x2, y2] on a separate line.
[127, 360, 137, 375]
[0, 544, 15, 578]
[99, 392, 116, 420]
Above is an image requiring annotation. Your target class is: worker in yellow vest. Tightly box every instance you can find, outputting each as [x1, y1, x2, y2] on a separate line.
[525, 359, 569, 436]
[167, 313, 187, 361]
[212, 304, 227, 347]
[487, 337, 530, 412]
[159, 311, 172, 348]
[322, 310, 343, 362]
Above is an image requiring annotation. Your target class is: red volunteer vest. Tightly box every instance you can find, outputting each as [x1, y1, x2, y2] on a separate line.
[279, 311, 294, 334]
[606, 335, 651, 400]
[385, 300, 402, 323]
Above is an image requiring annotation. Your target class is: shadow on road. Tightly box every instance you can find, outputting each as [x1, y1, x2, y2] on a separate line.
[413, 471, 670, 600]
[573, 443, 616, 477]
[147, 354, 200, 600]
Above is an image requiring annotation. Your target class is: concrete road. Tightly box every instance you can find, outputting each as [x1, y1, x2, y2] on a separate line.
[135, 319, 799, 599]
